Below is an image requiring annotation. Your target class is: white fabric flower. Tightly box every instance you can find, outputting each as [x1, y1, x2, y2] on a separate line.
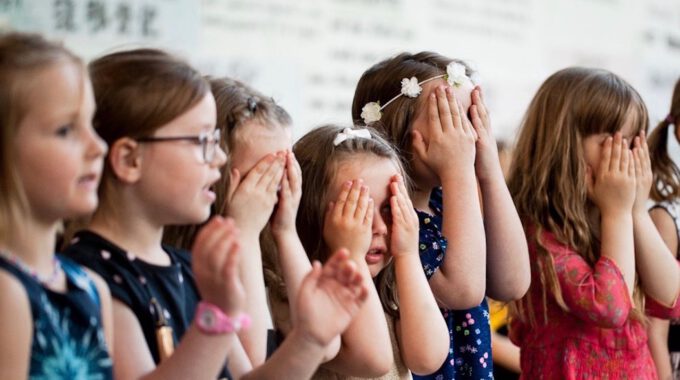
[400, 77, 422, 98]
[446, 62, 468, 87]
[360, 102, 382, 124]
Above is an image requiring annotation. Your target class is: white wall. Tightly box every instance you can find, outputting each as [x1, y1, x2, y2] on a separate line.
[4, 0, 680, 143]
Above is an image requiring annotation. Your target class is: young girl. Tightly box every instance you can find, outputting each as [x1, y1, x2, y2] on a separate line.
[352, 52, 530, 379]
[0, 32, 113, 378]
[647, 77, 680, 380]
[62, 49, 370, 380]
[165, 78, 393, 376]
[294, 124, 449, 378]
[507, 67, 680, 378]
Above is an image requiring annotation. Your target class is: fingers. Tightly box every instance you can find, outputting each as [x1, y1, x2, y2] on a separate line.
[333, 181, 352, 219]
[609, 133, 622, 172]
[600, 136, 613, 173]
[473, 87, 490, 127]
[354, 185, 370, 220]
[458, 99, 477, 140]
[226, 168, 241, 206]
[344, 179, 363, 216]
[411, 130, 427, 160]
[619, 138, 630, 172]
[265, 154, 286, 193]
[442, 87, 458, 131]
[428, 92, 443, 136]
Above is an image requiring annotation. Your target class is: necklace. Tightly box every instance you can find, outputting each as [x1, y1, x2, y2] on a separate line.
[0, 250, 62, 285]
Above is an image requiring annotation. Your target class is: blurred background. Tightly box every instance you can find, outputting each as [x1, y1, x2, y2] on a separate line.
[3, 0, 680, 144]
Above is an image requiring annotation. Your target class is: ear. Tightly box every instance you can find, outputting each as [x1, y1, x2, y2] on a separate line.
[108, 137, 143, 184]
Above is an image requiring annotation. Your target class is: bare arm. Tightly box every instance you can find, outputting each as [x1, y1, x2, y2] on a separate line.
[322, 180, 392, 376]
[470, 86, 530, 302]
[490, 331, 521, 373]
[416, 87, 486, 309]
[0, 271, 32, 379]
[631, 135, 680, 305]
[647, 316, 672, 380]
[391, 175, 448, 375]
[271, 152, 340, 361]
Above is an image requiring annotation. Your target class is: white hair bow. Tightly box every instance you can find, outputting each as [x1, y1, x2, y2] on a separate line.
[333, 128, 372, 146]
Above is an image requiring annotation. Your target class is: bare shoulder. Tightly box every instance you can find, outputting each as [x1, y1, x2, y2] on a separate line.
[82, 267, 112, 300]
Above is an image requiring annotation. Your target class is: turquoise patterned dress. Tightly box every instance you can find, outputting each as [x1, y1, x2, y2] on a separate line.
[0, 255, 113, 379]
[413, 187, 493, 380]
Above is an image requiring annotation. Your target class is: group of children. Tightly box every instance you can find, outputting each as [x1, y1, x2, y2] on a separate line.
[0, 31, 678, 380]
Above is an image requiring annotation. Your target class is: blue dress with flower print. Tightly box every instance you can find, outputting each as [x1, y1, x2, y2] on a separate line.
[413, 187, 493, 380]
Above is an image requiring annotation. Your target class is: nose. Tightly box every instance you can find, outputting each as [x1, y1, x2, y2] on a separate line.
[372, 204, 388, 236]
[210, 144, 228, 169]
[86, 126, 108, 159]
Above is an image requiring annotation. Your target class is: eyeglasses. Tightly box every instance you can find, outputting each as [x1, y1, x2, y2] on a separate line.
[137, 129, 221, 163]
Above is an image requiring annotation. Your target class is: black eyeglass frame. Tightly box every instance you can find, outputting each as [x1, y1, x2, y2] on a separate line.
[136, 129, 221, 163]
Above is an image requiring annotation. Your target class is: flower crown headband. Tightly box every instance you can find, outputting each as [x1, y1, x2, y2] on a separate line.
[360, 62, 472, 125]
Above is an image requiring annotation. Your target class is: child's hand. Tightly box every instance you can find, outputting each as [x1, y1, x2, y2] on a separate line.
[586, 133, 636, 216]
[389, 174, 419, 258]
[271, 151, 302, 236]
[412, 86, 477, 181]
[323, 180, 373, 263]
[632, 131, 652, 213]
[191, 216, 245, 315]
[226, 153, 285, 235]
[470, 86, 503, 182]
[295, 249, 369, 346]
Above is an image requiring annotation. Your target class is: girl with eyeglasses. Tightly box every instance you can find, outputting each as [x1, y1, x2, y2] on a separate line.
[63, 48, 370, 380]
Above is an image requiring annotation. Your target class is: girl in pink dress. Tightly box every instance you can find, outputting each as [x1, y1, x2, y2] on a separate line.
[507, 67, 680, 379]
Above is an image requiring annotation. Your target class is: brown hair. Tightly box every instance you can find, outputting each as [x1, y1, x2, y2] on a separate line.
[351, 52, 475, 180]
[294, 124, 409, 317]
[507, 67, 648, 326]
[89, 48, 210, 207]
[0, 32, 83, 243]
[648, 78, 680, 202]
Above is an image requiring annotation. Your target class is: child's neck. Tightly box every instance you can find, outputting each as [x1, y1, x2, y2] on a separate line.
[411, 186, 434, 214]
[2, 216, 60, 277]
[88, 204, 170, 266]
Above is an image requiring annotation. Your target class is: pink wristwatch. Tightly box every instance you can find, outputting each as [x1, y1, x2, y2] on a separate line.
[195, 301, 251, 335]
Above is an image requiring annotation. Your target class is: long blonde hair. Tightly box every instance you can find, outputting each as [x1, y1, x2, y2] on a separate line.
[0, 32, 82, 244]
[507, 67, 648, 326]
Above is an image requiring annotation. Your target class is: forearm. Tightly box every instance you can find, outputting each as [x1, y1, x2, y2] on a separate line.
[322, 263, 392, 377]
[600, 212, 635, 299]
[435, 172, 486, 308]
[633, 211, 680, 305]
[394, 255, 448, 375]
[273, 230, 312, 323]
[479, 175, 530, 301]
[490, 331, 521, 373]
[647, 317, 672, 380]
[237, 232, 271, 366]
[273, 231, 340, 361]
[138, 325, 241, 380]
[240, 329, 325, 380]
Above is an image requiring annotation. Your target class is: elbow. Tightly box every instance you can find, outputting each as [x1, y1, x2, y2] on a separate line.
[488, 274, 531, 302]
[405, 339, 448, 376]
[355, 354, 393, 378]
[438, 283, 486, 310]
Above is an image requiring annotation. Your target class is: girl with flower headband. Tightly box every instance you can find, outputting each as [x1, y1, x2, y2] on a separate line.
[294, 124, 449, 379]
[0, 32, 113, 378]
[352, 52, 530, 379]
[63, 49, 370, 379]
[165, 77, 379, 372]
[508, 67, 679, 378]
[646, 77, 680, 380]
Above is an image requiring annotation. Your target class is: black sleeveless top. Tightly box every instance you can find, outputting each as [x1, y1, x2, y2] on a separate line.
[64, 230, 231, 379]
[0, 254, 113, 379]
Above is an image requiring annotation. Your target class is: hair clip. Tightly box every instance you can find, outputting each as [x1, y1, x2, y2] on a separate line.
[247, 97, 258, 113]
[333, 128, 372, 146]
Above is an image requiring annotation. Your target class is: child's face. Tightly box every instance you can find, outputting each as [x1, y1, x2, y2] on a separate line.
[409, 78, 475, 187]
[230, 120, 292, 177]
[582, 107, 638, 175]
[14, 61, 107, 221]
[137, 92, 226, 225]
[328, 154, 401, 277]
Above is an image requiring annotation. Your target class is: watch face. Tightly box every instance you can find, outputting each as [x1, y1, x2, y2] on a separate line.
[199, 309, 217, 329]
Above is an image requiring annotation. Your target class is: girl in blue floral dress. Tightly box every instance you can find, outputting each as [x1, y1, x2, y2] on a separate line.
[0, 33, 113, 379]
[352, 52, 531, 379]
